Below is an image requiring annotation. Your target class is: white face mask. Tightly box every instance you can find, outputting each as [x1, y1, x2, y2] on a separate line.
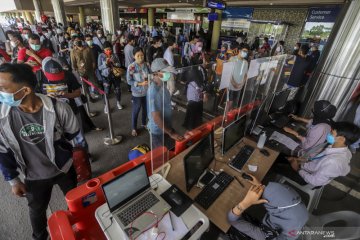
[97, 34, 103, 38]
[10, 41, 17, 48]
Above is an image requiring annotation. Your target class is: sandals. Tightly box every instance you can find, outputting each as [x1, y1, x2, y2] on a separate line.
[131, 129, 138, 137]
[92, 127, 103, 131]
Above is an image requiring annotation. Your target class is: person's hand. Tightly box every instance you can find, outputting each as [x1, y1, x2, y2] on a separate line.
[203, 93, 209, 102]
[25, 60, 38, 66]
[11, 182, 26, 198]
[170, 132, 184, 141]
[243, 173, 262, 186]
[289, 114, 299, 121]
[47, 92, 58, 98]
[241, 185, 268, 208]
[139, 81, 148, 86]
[283, 126, 295, 134]
[290, 159, 300, 171]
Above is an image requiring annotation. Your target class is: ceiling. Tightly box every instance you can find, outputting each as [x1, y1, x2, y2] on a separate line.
[64, 0, 345, 8]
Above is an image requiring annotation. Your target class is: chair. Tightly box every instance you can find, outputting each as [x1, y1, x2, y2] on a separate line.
[305, 211, 360, 240]
[279, 175, 324, 213]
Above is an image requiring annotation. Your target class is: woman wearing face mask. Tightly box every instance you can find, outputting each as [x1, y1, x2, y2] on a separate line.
[283, 100, 337, 157]
[292, 42, 301, 56]
[93, 30, 106, 50]
[9, 33, 25, 63]
[98, 41, 123, 113]
[227, 47, 249, 112]
[126, 47, 150, 137]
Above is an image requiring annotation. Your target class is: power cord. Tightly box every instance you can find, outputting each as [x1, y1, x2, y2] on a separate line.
[103, 216, 113, 232]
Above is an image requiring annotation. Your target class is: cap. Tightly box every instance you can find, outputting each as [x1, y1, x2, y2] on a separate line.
[151, 58, 176, 73]
[42, 57, 65, 81]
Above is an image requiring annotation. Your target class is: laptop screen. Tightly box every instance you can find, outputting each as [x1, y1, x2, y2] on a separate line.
[102, 163, 150, 212]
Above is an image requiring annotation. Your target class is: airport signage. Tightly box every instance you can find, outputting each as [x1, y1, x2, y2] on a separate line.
[222, 7, 254, 19]
[306, 7, 341, 23]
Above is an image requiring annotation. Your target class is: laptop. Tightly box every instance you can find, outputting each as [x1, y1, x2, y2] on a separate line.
[102, 163, 171, 239]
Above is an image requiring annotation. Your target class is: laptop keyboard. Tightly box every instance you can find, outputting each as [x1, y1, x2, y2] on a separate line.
[117, 192, 159, 226]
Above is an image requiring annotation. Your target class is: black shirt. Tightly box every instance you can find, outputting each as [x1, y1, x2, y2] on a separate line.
[287, 56, 311, 87]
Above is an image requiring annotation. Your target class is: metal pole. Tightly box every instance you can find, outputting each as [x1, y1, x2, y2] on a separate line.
[80, 77, 97, 117]
[103, 93, 122, 145]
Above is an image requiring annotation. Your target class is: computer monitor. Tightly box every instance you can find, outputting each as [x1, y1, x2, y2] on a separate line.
[222, 115, 247, 155]
[269, 89, 291, 114]
[183, 131, 214, 192]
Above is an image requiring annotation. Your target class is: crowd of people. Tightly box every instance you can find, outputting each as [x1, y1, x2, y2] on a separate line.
[0, 15, 359, 240]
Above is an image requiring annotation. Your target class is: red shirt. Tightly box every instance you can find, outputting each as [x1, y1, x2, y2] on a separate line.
[18, 47, 52, 72]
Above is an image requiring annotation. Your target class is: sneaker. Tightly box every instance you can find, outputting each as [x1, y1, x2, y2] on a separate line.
[173, 90, 180, 96]
[116, 101, 123, 110]
[104, 105, 109, 114]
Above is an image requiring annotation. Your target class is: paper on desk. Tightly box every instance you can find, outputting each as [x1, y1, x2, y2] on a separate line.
[269, 131, 299, 151]
[137, 212, 188, 240]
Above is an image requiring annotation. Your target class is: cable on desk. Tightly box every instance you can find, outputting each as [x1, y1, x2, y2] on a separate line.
[103, 217, 113, 232]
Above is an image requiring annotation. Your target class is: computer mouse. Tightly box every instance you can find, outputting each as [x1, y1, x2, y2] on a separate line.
[169, 191, 183, 205]
[260, 149, 270, 156]
[241, 173, 253, 181]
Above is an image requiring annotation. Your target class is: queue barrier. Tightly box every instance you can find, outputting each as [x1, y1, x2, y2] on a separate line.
[48, 146, 170, 240]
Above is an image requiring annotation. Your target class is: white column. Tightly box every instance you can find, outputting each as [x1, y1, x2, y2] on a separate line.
[51, 0, 67, 26]
[99, 0, 119, 34]
[32, 0, 42, 23]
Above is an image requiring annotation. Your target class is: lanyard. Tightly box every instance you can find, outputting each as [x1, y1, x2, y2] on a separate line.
[309, 154, 327, 161]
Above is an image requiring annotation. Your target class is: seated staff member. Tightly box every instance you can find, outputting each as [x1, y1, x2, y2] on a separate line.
[228, 175, 308, 240]
[287, 122, 360, 187]
[17, 34, 52, 72]
[283, 100, 337, 157]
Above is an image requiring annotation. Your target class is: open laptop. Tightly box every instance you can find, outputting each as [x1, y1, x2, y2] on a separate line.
[102, 163, 171, 239]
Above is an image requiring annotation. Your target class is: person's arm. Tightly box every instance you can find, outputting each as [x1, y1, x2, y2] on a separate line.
[70, 50, 77, 72]
[227, 185, 268, 240]
[57, 101, 80, 141]
[151, 111, 184, 141]
[25, 49, 43, 64]
[283, 127, 305, 142]
[289, 114, 311, 124]
[97, 54, 108, 71]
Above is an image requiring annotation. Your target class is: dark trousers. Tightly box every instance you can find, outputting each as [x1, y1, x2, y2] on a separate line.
[183, 101, 203, 130]
[150, 133, 175, 150]
[132, 96, 147, 130]
[25, 167, 77, 240]
[271, 154, 307, 186]
[103, 74, 121, 102]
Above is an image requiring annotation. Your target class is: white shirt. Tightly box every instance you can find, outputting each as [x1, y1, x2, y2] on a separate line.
[229, 56, 248, 91]
[163, 47, 174, 66]
[299, 147, 351, 187]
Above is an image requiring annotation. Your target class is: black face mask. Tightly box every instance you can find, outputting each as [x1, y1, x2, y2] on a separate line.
[75, 41, 83, 47]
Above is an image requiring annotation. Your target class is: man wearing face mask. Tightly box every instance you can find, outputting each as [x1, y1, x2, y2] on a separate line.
[147, 36, 164, 64]
[93, 29, 106, 50]
[286, 122, 360, 187]
[227, 47, 249, 112]
[21, 27, 32, 46]
[0, 64, 79, 240]
[17, 34, 52, 73]
[40, 28, 55, 53]
[228, 175, 308, 240]
[70, 37, 98, 99]
[147, 58, 184, 149]
[308, 44, 320, 73]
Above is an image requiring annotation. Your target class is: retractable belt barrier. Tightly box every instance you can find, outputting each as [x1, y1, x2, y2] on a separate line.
[80, 77, 122, 146]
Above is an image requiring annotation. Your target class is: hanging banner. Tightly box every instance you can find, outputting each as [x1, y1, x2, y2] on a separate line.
[306, 7, 341, 22]
[222, 7, 254, 19]
[160, 19, 201, 24]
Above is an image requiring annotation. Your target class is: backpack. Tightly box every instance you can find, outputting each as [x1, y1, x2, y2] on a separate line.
[128, 144, 151, 161]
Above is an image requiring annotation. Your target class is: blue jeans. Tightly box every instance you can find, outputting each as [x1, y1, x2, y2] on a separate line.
[132, 96, 147, 130]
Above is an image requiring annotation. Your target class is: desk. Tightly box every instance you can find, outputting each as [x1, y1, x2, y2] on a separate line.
[165, 137, 279, 232]
[95, 174, 209, 240]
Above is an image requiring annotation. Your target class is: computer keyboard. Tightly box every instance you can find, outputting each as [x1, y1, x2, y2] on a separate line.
[117, 192, 159, 226]
[228, 145, 254, 172]
[195, 171, 234, 209]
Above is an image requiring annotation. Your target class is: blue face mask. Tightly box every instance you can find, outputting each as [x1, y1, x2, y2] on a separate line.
[30, 44, 41, 51]
[160, 72, 171, 82]
[0, 87, 26, 107]
[326, 133, 335, 145]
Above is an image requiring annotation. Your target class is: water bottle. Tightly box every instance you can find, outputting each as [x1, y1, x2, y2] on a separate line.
[257, 132, 267, 149]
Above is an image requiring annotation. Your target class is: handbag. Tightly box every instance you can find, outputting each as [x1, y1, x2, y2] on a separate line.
[51, 98, 92, 183]
[112, 66, 125, 77]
